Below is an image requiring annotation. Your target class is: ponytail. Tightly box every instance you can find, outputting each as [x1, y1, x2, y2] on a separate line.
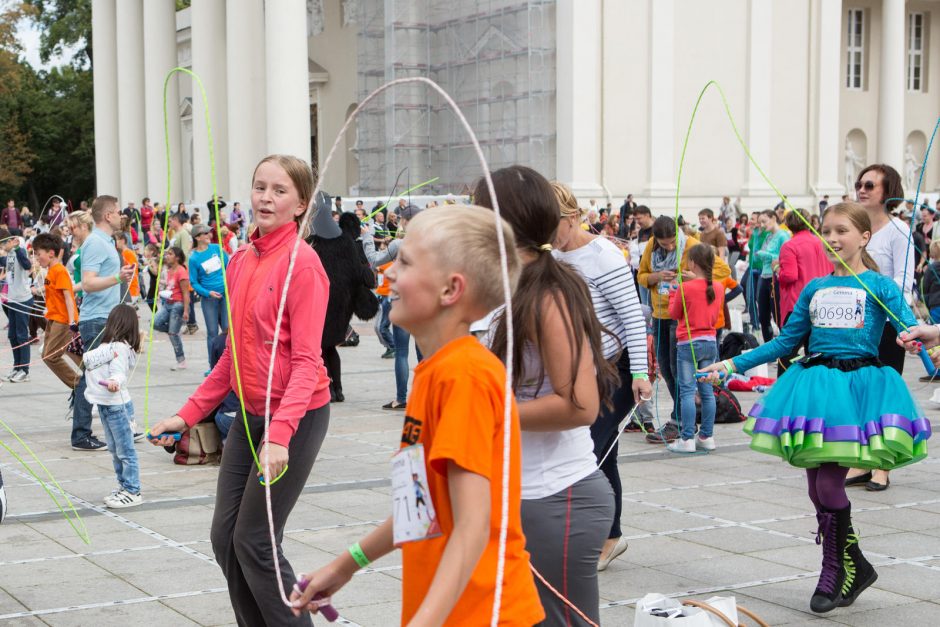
[687, 243, 716, 304]
[861, 249, 880, 273]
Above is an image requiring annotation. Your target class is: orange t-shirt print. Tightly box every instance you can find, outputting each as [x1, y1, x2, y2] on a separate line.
[43, 263, 77, 325]
[398, 336, 544, 626]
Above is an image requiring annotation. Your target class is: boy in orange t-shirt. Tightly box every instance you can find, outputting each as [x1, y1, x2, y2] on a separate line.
[292, 207, 544, 626]
[113, 232, 140, 303]
[32, 233, 82, 388]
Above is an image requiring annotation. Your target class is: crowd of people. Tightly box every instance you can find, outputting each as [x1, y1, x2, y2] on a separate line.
[1, 157, 938, 625]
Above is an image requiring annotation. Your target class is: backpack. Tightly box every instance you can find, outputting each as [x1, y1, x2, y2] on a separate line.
[720, 331, 759, 361]
[695, 386, 746, 424]
[172, 420, 223, 465]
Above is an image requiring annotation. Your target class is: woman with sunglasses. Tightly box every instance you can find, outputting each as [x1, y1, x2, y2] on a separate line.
[844, 164, 913, 492]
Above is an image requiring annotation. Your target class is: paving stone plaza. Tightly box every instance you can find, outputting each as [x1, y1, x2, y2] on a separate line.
[1, 307, 939, 626]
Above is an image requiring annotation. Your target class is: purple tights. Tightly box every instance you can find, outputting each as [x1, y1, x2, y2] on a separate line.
[806, 463, 850, 511]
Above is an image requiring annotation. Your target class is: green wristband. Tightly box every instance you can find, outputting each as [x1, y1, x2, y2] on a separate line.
[348, 542, 371, 569]
[114, 273, 123, 284]
[723, 360, 734, 375]
[632, 373, 649, 381]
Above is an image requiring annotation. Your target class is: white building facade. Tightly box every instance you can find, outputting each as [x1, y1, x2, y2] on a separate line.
[92, 0, 940, 215]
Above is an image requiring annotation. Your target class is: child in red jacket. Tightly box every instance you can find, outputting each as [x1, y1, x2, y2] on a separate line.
[667, 244, 724, 453]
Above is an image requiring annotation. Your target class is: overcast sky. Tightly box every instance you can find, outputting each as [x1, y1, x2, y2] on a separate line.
[16, 17, 80, 69]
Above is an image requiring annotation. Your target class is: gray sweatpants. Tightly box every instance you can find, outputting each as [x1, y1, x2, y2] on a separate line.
[210, 404, 330, 627]
[521, 470, 614, 626]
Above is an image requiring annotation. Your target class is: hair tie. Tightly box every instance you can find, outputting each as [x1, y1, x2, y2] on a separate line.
[538, 243, 553, 252]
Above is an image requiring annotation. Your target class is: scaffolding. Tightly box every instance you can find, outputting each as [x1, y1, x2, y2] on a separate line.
[356, 0, 556, 195]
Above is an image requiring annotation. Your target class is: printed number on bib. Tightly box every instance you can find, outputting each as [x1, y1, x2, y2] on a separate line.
[810, 287, 866, 329]
[391, 444, 441, 546]
[200, 255, 223, 274]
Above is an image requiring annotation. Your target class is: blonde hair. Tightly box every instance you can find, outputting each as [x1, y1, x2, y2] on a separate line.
[550, 181, 584, 220]
[251, 154, 315, 237]
[822, 202, 880, 272]
[930, 239, 940, 261]
[405, 205, 520, 312]
[67, 209, 94, 231]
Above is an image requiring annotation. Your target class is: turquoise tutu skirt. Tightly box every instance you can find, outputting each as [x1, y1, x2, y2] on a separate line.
[743, 363, 931, 469]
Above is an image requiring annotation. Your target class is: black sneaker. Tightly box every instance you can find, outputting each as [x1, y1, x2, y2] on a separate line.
[381, 348, 396, 359]
[72, 436, 107, 452]
[0, 469, 7, 524]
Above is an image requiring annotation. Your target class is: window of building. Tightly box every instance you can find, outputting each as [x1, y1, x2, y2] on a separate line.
[908, 12, 927, 92]
[846, 8, 865, 90]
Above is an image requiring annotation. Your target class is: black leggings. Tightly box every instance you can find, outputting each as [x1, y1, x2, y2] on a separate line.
[757, 276, 781, 343]
[322, 344, 342, 394]
[590, 350, 634, 539]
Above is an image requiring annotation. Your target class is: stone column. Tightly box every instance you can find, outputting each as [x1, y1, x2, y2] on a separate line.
[265, 0, 311, 163]
[115, 0, 148, 203]
[143, 0, 182, 207]
[878, 0, 905, 169]
[742, 0, 772, 195]
[91, 0, 120, 196]
[647, 0, 676, 197]
[555, 0, 604, 199]
[226, 0, 267, 208]
[191, 0, 230, 204]
[813, 0, 843, 195]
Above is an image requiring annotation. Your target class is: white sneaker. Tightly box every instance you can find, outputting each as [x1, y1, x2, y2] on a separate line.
[104, 489, 142, 509]
[103, 488, 121, 504]
[9, 370, 29, 383]
[696, 435, 716, 451]
[171, 360, 187, 371]
[2, 370, 15, 381]
[666, 438, 696, 453]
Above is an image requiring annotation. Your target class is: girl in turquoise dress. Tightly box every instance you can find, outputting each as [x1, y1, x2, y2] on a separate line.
[701, 202, 931, 615]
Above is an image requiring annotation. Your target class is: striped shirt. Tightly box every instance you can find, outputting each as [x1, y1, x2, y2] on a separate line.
[554, 237, 648, 372]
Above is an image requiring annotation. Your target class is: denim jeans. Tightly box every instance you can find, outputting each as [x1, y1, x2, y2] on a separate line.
[98, 402, 140, 494]
[200, 294, 228, 357]
[676, 338, 718, 441]
[6, 297, 32, 373]
[393, 325, 422, 403]
[377, 296, 395, 350]
[72, 317, 107, 445]
[153, 300, 185, 361]
[652, 318, 678, 421]
[744, 268, 761, 330]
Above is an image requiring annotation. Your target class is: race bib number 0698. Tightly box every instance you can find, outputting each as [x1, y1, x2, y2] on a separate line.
[809, 287, 866, 329]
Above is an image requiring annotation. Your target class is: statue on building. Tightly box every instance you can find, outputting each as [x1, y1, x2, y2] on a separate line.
[905, 144, 922, 195]
[844, 138, 864, 192]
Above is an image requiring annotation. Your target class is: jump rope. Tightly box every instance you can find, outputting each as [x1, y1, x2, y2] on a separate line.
[3, 76, 939, 623]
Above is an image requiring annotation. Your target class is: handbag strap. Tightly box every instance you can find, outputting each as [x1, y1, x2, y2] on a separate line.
[681, 600, 737, 627]
[735, 605, 770, 627]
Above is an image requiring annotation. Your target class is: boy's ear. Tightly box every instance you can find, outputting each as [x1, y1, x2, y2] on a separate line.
[440, 272, 467, 307]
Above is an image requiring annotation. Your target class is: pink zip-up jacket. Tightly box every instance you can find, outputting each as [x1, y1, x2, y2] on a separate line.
[777, 229, 833, 321]
[177, 221, 331, 446]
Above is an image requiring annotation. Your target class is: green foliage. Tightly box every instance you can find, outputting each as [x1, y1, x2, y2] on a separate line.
[176, 0, 190, 11]
[23, 0, 91, 69]
[0, 0, 95, 205]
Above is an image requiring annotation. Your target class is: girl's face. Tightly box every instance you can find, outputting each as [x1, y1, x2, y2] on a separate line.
[821, 212, 870, 266]
[554, 215, 579, 250]
[855, 170, 885, 210]
[251, 162, 306, 236]
[922, 209, 933, 223]
[656, 236, 676, 252]
[68, 221, 90, 243]
[759, 214, 775, 230]
[164, 250, 177, 265]
[385, 231, 446, 331]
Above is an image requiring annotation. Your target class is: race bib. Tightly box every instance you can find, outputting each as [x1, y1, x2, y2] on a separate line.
[391, 444, 441, 546]
[200, 255, 223, 274]
[810, 287, 866, 329]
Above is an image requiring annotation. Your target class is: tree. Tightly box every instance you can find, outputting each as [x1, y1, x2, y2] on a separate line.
[23, 0, 90, 69]
[0, 2, 36, 194]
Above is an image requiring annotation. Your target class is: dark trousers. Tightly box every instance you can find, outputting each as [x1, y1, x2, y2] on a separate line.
[757, 276, 780, 343]
[590, 350, 634, 539]
[71, 317, 106, 445]
[6, 298, 32, 373]
[879, 322, 905, 375]
[322, 344, 341, 395]
[210, 404, 330, 627]
[652, 318, 678, 421]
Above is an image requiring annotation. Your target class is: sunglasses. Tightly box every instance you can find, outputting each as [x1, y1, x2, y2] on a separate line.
[854, 180, 877, 192]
